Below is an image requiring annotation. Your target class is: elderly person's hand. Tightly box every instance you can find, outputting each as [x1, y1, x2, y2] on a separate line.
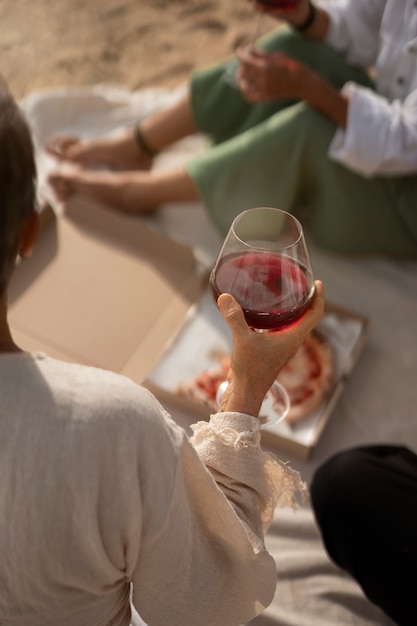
[217, 280, 324, 417]
[236, 46, 313, 103]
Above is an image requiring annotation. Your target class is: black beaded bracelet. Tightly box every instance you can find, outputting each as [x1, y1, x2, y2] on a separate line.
[134, 124, 157, 158]
[293, 1, 316, 32]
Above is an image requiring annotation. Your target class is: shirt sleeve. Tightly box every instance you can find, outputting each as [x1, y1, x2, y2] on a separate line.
[190, 412, 307, 532]
[328, 82, 417, 177]
[316, 0, 417, 176]
[130, 397, 307, 626]
[317, 0, 385, 68]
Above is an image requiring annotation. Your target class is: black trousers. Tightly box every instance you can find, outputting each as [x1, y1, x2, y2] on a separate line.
[310, 446, 417, 626]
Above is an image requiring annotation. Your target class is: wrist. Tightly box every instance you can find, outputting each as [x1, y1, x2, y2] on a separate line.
[302, 72, 349, 128]
[293, 1, 316, 32]
[299, 66, 320, 102]
[220, 377, 272, 418]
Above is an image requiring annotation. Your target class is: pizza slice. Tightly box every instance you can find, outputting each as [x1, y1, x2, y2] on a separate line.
[276, 331, 333, 424]
[175, 331, 334, 425]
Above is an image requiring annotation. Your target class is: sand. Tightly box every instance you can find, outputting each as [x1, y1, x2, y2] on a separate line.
[0, 0, 272, 101]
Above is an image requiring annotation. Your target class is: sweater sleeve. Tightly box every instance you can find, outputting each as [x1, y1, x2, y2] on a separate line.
[130, 399, 307, 626]
[190, 412, 307, 532]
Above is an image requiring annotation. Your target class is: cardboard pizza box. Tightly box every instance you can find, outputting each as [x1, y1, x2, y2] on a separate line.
[143, 289, 370, 460]
[9, 202, 369, 460]
[9, 201, 207, 384]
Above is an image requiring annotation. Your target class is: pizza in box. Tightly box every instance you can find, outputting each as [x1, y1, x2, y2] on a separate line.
[175, 330, 334, 425]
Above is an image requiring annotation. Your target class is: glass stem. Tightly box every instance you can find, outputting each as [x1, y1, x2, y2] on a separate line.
[251, 12, 265, 46]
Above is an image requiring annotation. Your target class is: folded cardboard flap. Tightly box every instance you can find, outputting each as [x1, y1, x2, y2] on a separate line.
[64, 200, 198, 274]
[9, 200, 207, 383]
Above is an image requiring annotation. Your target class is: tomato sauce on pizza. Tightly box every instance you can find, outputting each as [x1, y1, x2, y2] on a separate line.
[175, 331, 333, 425]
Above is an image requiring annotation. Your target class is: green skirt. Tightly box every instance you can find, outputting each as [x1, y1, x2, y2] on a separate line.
[186, 27, 417, 257]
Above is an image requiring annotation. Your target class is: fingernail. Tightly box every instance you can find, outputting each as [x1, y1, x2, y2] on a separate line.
[219, 294, 233, 310]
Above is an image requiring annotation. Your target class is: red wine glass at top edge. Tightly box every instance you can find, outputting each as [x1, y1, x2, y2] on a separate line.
[256, 0, 300, 8]
[209, 207, 315, 333]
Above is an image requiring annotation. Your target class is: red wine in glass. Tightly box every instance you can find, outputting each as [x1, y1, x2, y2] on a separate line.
[209, 207, 315, 333]
[210, 207, 315, 422]
[210, 250, 313, 331]
[256, 0, 299, 7]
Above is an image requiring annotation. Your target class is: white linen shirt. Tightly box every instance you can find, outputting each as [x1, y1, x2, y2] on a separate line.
[317, 0, 417, 177]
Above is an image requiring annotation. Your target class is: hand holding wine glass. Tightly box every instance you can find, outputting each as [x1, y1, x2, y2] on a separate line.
[223, 0, 301, 87]
[215, 280, 325, 420]
[236, 46, 310, 103]
[211, 206, 322, 423]
[210, 207, 316, 332]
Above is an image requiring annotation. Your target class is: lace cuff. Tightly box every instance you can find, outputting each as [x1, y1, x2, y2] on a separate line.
[190, 412, 308, 530]
[190, 412, 261, 451]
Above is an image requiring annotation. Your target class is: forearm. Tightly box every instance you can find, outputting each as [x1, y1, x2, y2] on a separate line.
[302, 69, 349, 128]
[297, 3, 330, 41]
[296, 3, 349, 129]
[220, 377, 266, 418]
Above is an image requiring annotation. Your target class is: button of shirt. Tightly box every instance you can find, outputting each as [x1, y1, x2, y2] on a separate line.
[397, 76, 405, 85]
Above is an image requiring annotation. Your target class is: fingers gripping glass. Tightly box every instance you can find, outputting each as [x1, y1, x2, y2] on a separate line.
[210, 206, 315, 424]
[223, 0, 300, 88]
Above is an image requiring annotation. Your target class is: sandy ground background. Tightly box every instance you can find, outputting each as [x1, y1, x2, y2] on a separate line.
[0, 0, 275, 101]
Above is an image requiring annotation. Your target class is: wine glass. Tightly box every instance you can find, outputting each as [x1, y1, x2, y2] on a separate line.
[256, 0, 300, 7]
[210, 207, 315, 332]
[209, 206, 315, 424]
[223, 0, 300, 88]
[216, 379, 290, 426]
[223, 11, 265, 88]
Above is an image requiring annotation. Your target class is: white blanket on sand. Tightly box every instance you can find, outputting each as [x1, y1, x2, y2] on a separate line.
[22, 83, 416, 626]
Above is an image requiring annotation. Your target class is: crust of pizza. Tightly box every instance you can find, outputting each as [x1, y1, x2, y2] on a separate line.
[175, 331, 334, 424]
[175, 357, 229, 409]
[277, 330, 333, 425]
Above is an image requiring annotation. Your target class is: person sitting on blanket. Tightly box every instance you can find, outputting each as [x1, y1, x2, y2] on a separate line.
[46, 0, 417, 258]
[311, 445, 417, 626]
[0, 77, 326, 626]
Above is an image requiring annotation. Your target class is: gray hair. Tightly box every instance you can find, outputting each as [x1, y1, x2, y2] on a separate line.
[0, 78, 37, 297]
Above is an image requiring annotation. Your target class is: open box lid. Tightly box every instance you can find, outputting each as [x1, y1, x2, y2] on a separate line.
[9, 201, 207, 384]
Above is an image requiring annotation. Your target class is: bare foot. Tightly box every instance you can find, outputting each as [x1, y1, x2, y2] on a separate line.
[45, 128, 153, 172]
[47, 165, 159, 213]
